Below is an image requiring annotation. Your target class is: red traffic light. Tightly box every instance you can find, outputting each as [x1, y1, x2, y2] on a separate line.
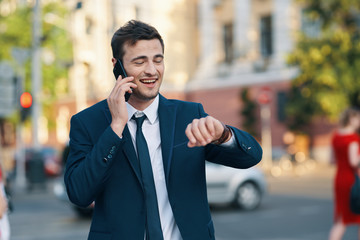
[20, 92, 32, 108]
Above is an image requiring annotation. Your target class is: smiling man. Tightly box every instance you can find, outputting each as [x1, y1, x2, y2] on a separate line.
[65, 20, 262, 240]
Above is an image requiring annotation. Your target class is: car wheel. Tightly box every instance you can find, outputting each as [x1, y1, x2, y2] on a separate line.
[234, 181, 261, 210]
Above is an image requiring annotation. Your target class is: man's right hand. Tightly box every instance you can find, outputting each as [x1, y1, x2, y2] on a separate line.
[107, 76, 137, 137]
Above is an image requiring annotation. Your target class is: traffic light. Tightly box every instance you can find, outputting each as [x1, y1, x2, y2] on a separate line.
[20, 92, 32, 122]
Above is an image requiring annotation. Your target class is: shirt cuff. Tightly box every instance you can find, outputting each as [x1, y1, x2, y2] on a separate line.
[219, 129, 236, 148]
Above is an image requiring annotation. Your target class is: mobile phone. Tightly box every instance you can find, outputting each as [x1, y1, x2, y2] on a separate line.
[113, 58, 131, 102]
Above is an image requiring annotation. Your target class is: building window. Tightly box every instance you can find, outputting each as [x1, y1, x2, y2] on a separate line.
[223, 23, 234, 64]
[277, 91, 287, 122]
[85, 17, 93, 35]
[260, 15, 273, 57]
[76, 1, 82, 10]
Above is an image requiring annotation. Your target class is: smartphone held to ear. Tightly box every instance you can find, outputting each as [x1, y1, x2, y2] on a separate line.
[113, 58, 131, 102]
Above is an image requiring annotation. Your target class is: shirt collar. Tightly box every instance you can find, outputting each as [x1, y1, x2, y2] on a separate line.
[126, 95, 159, 124]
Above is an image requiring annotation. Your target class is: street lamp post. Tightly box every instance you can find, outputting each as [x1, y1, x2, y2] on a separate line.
[12, 47, 30, 189]
[258, 87, 273, 170]
[31, 0, 42, 150]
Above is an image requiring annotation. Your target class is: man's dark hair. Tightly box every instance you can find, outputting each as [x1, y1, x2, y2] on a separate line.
[111, 20, 164, 60]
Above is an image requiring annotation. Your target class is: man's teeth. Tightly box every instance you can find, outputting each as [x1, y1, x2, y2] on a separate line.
[142, 80, 156, 83]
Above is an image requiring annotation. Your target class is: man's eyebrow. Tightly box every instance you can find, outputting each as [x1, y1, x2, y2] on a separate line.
[130, 54, 164, 62]
[130, 56, 147, 62]
[154, 54, 164, 59]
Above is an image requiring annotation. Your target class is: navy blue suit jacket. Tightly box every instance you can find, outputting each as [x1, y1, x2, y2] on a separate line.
[65, 95, 262, 240]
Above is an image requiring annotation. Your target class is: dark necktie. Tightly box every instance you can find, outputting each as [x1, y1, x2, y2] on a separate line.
[132, 113, 164, 240]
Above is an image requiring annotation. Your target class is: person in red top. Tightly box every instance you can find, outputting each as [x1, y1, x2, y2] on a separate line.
[329, 107, 360, 240]
[0, 161, 10, 240]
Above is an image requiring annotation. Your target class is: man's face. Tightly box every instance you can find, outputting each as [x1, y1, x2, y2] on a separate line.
[122, 39, 164, 103]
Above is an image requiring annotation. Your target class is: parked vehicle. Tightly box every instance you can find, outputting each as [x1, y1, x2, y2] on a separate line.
[29, 147, 62, 177]
[206, 162, 267, 210]
[14, 147, 62, 178]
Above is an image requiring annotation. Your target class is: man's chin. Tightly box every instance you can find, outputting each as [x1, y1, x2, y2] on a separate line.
[132, 91, 159, 102]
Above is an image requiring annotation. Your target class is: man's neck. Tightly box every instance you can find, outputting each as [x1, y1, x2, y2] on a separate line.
[128, 97, 156, 111]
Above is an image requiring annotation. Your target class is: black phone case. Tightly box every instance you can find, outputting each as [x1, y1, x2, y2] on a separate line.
[113, 59, 131, 102]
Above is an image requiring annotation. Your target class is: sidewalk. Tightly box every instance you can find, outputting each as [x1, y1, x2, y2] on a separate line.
[264, 162, 335, 200]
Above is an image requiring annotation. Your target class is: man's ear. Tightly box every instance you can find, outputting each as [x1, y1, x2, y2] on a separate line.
[111, 58, 116, 67]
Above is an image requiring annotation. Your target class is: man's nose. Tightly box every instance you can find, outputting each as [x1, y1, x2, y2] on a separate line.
[145, 62, 157, 75]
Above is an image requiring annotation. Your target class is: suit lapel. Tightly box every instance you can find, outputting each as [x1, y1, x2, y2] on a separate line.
[158, 95, 177, 183]
[102, 102, 143, 187]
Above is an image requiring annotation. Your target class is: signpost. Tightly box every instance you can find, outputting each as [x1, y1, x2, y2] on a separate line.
[258, 86, 273, 170]
[12, 47, 30, 190]
[0, 61, 16, 118]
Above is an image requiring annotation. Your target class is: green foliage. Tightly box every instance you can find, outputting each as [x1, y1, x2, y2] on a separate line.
[286, 0, 360, 131]
[0, 7, 32, 59]
[0, 1, 73, 125]
[239, 88, 258, 138]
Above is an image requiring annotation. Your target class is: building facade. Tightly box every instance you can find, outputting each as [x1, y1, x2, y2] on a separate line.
[185, 0, 332, 163]
[51, 0, 332, 163]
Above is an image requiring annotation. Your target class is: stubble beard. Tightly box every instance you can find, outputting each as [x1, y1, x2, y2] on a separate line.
[132, 87, 159, 102]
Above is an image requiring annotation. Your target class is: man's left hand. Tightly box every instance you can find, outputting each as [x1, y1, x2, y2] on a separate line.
[185, 116, 229, 148]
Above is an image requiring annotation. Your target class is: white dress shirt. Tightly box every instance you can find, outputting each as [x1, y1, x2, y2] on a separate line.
[126, 95, 236, 240]
[126, 95, 182, 240]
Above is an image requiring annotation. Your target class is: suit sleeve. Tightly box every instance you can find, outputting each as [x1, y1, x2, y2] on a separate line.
[64, 114, 124, 207]
[197, 104, 263, 169]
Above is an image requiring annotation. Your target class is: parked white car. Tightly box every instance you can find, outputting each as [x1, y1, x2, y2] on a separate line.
[206, 162, 267, 210]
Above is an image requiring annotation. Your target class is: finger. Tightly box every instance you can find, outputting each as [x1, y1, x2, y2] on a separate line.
[198, 118, 213, 144]
[122, 76, 134, 83]
[127, 82, 138, 91]
[113, 76, 134, 93]
[116, 74, 123, 81]
[120, 82, 137, 95]
[109, 76, 130, 97]
[185, 123, 196, 147]
[186, 122, 205, 147]
[214, 119, 226, 138]
[205, 117, 216, 139]
[110, 78, 136, 101]
[189, 120, 208, 146]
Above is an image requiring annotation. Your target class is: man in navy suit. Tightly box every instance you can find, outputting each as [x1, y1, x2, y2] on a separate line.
[65, 20, 262, 240]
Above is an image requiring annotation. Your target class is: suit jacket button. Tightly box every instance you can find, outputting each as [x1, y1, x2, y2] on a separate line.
[107, 154, 112, 159]
[103, 157, 108, 163]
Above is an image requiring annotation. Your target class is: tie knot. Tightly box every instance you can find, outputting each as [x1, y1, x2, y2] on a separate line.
[132, 113, 147, 128]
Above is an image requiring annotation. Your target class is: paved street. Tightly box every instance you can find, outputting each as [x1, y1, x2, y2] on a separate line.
[211, 163, 357, 240]
[9, 187, 89, 240]
[8, 164, 359, 240]
[212, 194, 356, 240]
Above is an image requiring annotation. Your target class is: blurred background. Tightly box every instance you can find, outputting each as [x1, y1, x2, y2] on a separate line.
[0, 0, 360, 239]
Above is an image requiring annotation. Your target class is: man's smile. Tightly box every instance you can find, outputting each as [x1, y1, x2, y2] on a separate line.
[140, 78, 157, 86]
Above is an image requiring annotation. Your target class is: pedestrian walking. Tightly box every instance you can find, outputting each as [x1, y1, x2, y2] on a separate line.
[329, 107, 360, 240]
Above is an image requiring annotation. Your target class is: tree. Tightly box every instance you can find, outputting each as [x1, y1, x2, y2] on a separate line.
[286, 0, 360, 131]
[0, 1, 73, 125]
[239, 88, 258, 138]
